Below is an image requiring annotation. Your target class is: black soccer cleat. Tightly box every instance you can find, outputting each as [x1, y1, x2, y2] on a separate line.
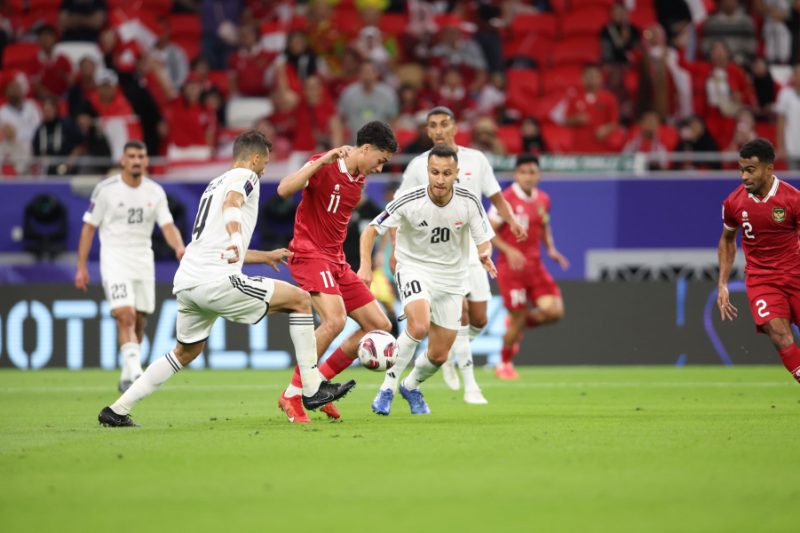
[98, 406, 139, 428]
[302, 380, 356, 410]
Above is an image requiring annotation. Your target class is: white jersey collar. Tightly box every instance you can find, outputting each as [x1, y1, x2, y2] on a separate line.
[511, 182, 538, 201]
[748, 176, 779, 203]
[337, 158, 361, 182]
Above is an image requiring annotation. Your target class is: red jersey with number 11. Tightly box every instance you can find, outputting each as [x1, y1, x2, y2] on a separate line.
[721, 177, 800, 276]
[289, 154, 364, 263]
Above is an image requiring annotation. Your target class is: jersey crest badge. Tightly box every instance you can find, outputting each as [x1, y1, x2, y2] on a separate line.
[772, 207, 786, 223]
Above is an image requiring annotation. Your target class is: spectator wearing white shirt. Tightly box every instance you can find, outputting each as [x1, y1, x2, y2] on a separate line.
[775, 64, 800, 169]
[0, 78, 42, 174]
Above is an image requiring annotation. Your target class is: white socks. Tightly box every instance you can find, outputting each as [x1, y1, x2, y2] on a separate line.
[289, 313, 322, 396]
[381, 330, 421, 392]
[119, 342, 142, 381]
[454, 326, 480, 392]
[403, 352, 440, 390]
[468, 324, 484, 342]
[111, 351, 182, 415]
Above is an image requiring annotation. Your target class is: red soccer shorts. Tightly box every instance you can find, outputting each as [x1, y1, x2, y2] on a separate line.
[288, 255, 375, 313]
[497, 260, 561, 311]
[745, 273, 800, 332]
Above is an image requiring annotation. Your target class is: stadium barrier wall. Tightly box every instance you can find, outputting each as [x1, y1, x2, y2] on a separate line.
[0, 282, 788, 370]
[3, 177, 799, 282]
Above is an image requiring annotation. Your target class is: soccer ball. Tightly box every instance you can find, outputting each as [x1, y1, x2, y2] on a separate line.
[357, 330, 397, 371]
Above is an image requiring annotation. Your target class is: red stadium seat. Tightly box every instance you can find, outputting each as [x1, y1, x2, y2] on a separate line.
[2, 43, 39, 73]
[660, 125, 679, 151]
[497, 125, 522, 154]
[509, 13, 558, 40]
[541, 123, 574, 153]
[378, 13, 409, 36]
[529, 91, 568, 122]
[170, 14, 202, 40]
[541, 65, 584, 95]
[549, 0, 570, 13]
[207, 70, 230, 97]
[550, 36, 601, 67]
[558, 7, 609, 38]
[755, 122, 777, 144]
[108, 0, 172, 15]
[174, 38, 201, 62]
[506, 68, 541, 117]
[570, 0, 617, 8]
[630, 4, 658, 29]
[27, 0, 61, 10]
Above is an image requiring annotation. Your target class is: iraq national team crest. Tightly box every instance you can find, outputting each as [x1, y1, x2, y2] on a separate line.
[772, 207, 786, 223]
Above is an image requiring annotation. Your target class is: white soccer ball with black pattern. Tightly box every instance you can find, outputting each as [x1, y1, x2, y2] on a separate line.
[357, 330, 397, 371]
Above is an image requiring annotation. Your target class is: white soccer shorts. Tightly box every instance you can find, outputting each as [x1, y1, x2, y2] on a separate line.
[103, 279, 156, 314]
[395, 268, 463, 331]
[465, 262, 492, 302]
[175, 274, 276, 344]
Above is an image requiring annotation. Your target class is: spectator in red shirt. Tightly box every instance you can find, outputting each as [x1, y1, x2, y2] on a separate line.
[67, 56, 98, 118]
[701, 40, 755, 148]
[32, 25, 73, 99]
[228, 23, 274, 97]
[302, 74, 343, 150]
[165, 75, 217, 161]
[326, 47, 361, 100]
[564, 64, 624, 153]
[268, 87, 315, 152]
[86, 69, 135, 118]
[437, 66, 473, 117]
[623, 110, 675, 170]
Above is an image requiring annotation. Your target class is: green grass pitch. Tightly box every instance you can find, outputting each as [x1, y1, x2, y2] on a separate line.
[1, 366, 798, 533]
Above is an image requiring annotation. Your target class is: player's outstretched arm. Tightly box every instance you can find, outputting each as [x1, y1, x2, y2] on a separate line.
[477, 240, 498, 279]
[543, 221, 569, 270]
[491, 233, 525, 271]
[160, 223, 186, 261]
[717, 228, 739, 321]
[244, 248, 293, 271]
[74, 222, 96, 291]
[276, 146, 352, 198]
[358, 225, 379, 287]
[489, 192, 527, 242]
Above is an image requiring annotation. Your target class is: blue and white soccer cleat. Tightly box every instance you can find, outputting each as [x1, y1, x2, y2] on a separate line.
[399, 383, 430, 415]
[371, 388, 394, 416]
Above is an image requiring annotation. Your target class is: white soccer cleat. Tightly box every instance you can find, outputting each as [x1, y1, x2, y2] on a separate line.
[441, 357, 460, 390]
[463, 389, 488, 405]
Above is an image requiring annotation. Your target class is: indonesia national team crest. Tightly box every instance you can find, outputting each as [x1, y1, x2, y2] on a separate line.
[772, 207, 786, 223]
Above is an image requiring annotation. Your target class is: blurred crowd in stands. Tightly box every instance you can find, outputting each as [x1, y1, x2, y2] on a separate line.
[3, 0, 800, 176]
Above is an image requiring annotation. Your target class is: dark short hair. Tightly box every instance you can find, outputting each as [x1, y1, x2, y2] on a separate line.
[739, 138, 775, 164]
[233, 130, 272, 160]
[35, 24, 57, 36]
[356, 121, 398, 152]
[428, 144, 458, 163]
[515, 153, 539, 168]
[426, 106, 455, 121]
[123, 140, 147, 152]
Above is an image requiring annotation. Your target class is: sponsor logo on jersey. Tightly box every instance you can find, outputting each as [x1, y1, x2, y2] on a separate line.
[418, 220, 428, 227]
[376, 210, 390, 225]
[87, 202, 95, 213]
[772, 207, 786, 223]
[244, 180, 254, 196]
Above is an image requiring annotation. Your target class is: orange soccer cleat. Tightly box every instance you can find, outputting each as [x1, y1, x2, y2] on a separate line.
[495, 361, 520, 381]
[278, 392, 310, 423]
[320, 402, 341, 420]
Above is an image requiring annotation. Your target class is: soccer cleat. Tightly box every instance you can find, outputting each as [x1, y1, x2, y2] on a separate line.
[98, 406, 139, 427]
[302, 380, 356, 410]
[278, 392, 311, 423]
[371, 388, 394, 416]
[464, 389, 488, 405]
[441, 357, 460, 391]
[495, 362, 519, 381]
[320, 402, 341, 420]
[399, 383, 430, 415]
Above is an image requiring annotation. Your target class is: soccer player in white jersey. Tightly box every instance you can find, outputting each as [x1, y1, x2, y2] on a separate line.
[396, 106, 525, 404]
[97, 130, 355, 427]
[360, 144, 498, 415]
[75, 140, 186, 392]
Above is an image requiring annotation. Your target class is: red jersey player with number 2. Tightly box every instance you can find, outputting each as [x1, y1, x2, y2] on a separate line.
[276, 121, 398, 422]
[718, 139, 800, 384]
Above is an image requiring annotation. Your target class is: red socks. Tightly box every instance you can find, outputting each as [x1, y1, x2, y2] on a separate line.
[319, 348, 355, 380]
[501, 343, 520, 364]
[777, 344, 800, 383]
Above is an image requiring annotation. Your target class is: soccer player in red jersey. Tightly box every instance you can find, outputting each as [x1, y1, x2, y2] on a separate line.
[489, 155, 569, 380]
[717, 139, 800, 384]
[276, 121, 398, 422]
